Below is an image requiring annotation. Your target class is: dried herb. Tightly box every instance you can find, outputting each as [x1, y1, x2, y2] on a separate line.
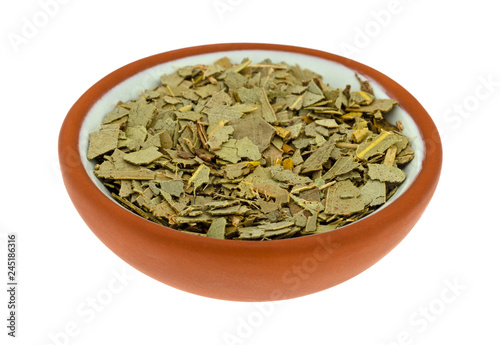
[87, 57, 414, 240]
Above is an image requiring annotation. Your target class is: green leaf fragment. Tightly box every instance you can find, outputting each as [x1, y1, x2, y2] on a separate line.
[208, 125, 234, 150]
[270, 165, 312, 185]
[315, 119, 339, 128]
[95, 168, 156, 180]
[204, 64, 225, 78]
[163, 95, 182, 104]
[335, 180, 360, 198]
[195, 84, 219, 99]
[103, 106, 129, 124]
[207, 205, 249, 216]
[128, 99, 156, 127]
[307, 80, 323, 95]
[302, 91, 324, 107]
[160, 72, 185, 87]
[323, 155, 360, 180]
[150, 201, 176, 218]
[367, 163, 406, 183]
[235, 137, 261, 161]
[347, 99, 398, 113]
[356, 130, 400, 160]
[207, 218, 227, 239]
[214, 139, 240, 163]
[301, 136, 338, 173]
[175, 111, 203, 122]
[230, 116, 276, 152]
[255, 87, 277, 123]
[360, 179, 386, 206]
[123, 147, 163, 165]
[188, 164, 211, 191]
[160, 180, 185, 198]
[325, 181, 365, 216]
[87, 128, 120, 160]
[205, 105, 244, 124]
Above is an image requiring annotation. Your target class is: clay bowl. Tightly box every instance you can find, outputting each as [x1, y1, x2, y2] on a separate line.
[59, 43, 442, 302]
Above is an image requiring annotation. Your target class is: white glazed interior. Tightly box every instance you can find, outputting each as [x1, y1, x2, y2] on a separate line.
[79, 50, 424, 219]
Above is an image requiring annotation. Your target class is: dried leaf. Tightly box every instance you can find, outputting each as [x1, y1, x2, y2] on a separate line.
[95, 168, 156, 180]
[235, 137, 261, 161]
[230, 116, 276, 152]
[103, 106, 129, 124]
[123, 147, 163, 165]
[270, 165, 312, 185]
[207, 218, 227, 239]
[325, 183, 365, 216]
[87, 128, 120, 160]
[315, 119, 339, 128]
[355, 74, 374, 95]
[347, 99, 398, 113]
[323, 156, 360, 180]
[214, 139, 240, 163]
[128, 99, 156, 127]
[188, 164, 211, 190]
[255, 87, 277, 123]
[335, 180, 360, 198]
[360, 180, 386, 206]
[367, 163, 406, 183]
[356, 130, 400, 160]
[208, 124, 234, 150]
[301, 136, 338, 173]
[160, 180, 184, 198]
[252, 183, 289, 205]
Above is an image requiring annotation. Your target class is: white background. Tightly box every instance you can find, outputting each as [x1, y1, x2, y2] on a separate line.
[1, 0, 499, 344]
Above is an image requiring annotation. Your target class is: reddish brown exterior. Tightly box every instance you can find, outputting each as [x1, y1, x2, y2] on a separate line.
[59, 43, 442, 301]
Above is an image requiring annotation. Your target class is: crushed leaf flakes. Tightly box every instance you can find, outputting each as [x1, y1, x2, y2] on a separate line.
[87, 57, 414, 240]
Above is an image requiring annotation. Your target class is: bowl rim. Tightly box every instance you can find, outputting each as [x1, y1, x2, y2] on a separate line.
[59, 42, 442, 248]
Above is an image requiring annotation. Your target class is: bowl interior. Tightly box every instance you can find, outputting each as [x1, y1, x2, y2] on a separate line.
[78, 49, 425, 228]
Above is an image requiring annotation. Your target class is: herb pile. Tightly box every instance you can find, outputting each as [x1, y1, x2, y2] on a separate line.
[87, 57, 414, 240]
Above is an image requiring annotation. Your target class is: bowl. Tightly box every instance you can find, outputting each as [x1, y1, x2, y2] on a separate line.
[59, 43, 442, 301]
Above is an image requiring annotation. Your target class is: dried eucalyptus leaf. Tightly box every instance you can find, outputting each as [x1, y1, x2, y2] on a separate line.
[235, 137, 261, 161]
[325, 183, 365, 216]
[315, 119, 339, 128]
[238, 227, 265, 240]
[205, 105, 243, 124]
[347, 99, 398, 113]
[367, 163, 406, 183]
[360, 179, 386, 206]
[230, 116, 276, 152]
[301, 136, 338, 173]
[270, 165, 312, 185]
[215, 139, 240, 163]
[103, 106, 129, 124]
[188, 164, 211, 191]
[323, 155, 360, 180]
[356, 130, 400, 160]
[208, 125, 234, 150]
[95, 168, 156, 180]
[195, 84, 219, 98]
[255, 87, 277, 123]
[128, 99, 156, 127]
[123, 147, 163, 165]
[161, 72, 184, 87]
[335, 180, 360, 198]
[87, 128, 120, 160]
[207, 218, 227, 239]
[160, 180, 185, 198]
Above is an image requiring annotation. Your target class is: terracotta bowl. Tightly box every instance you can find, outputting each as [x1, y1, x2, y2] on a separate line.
[59, 43, 442, 301]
